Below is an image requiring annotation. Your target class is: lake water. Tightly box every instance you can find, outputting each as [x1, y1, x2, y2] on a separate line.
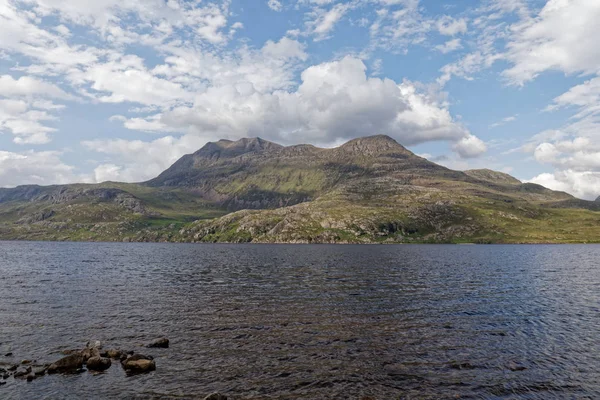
[1, 242, 600, 399]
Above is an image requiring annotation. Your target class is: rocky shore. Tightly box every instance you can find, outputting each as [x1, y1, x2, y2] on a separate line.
[0, 338, 228, 400]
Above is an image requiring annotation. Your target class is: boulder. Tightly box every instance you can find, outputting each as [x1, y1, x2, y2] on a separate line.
[121, 354, 156, 374]
[14, 365, 32, 378]
[102, 349, 124, 359]
[204, 394, 228, 400]
[147, 338, 169, 348]
[81, 346, 100, 362]
[47, 354, 84, 374]
[26, 372, 36, 382]
[33, 366, 47, 376]
[86, 356, 111, 371]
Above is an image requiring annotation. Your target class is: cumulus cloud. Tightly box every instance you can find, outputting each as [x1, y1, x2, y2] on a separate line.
[115, 56, 480, 150]
[529, 170, 600, 200]
[452, 134, 487, 158]
[0, 75, 73, 144]
[503, 0, 600, 85]
[0, 150, 79, 187]
[0, 0, 489, 186]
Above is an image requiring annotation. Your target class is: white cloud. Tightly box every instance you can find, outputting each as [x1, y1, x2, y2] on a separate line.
[529, 170, 600, 200]
[0, 0, 491, 185]
[489, 114, 517, 129]
[268, 0, 283, 11]
[0, 74, 75, 144]
[72, 55, 193, 106]
[0, 75, 74, 99]
[436, 16, 467, 36]
[0, 98, 61, 144]
[307, 3, 351, 40]
[452, 134, 487, 158]
[369, 1, 433, 51]
[0, 150, 78, 187]
[503, 0, 600, 85]
[83, 134, 208, 182]
[435, 38, 462, 54]
[106, 57, 481, 167]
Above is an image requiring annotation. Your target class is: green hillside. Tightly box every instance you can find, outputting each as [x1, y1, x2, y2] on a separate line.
[0, 135, 598, 243]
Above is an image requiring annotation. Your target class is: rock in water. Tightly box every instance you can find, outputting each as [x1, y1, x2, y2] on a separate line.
[13, 366, 32, 378]
[86, 356, 111, 371]
[204, 394, 228, 400]
[81, 345, 100, 362]
[47, 354, 84, 374]
[102, 349, 124, 359]
[121, 354, 156, 374]
[147, 338, 169, 348]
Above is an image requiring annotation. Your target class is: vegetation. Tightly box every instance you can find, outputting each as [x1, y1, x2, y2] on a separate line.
[0, 135, 599, 243]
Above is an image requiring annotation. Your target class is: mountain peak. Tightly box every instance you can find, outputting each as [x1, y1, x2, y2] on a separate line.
[595, 196, 600, 203]
[194, 137, 282, 158]
[337, 135, 412, 156]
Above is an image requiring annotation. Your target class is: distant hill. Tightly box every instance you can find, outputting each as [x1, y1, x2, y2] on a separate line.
[0, 135, 599, 243]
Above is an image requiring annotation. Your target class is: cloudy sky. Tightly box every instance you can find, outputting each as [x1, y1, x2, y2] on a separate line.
[0, 0, 599, 199]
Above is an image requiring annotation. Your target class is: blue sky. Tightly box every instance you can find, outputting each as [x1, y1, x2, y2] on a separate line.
[0, 0, 599, 199]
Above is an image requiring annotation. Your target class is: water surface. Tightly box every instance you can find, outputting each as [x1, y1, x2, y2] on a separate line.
[1, 242, 599, 399]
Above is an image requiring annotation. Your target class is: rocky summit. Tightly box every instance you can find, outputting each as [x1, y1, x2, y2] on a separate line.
[0, 135, 599, 244]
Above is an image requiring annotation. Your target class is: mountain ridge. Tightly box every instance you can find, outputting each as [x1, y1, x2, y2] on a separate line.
[0, 135, 598, 243]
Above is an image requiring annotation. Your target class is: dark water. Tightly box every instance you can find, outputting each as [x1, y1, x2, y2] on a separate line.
[1, 243, 600, 399]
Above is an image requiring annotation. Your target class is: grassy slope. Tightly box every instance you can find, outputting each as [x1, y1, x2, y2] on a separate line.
[0, 136, 599, 244]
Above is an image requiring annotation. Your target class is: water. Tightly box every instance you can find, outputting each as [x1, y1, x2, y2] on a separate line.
[1, 242, 600, 399]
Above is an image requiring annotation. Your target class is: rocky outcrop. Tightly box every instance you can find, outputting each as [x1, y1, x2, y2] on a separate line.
[86, 356, 111, 371]
[5, 339, 167, 387]
[121, 354, 156, 374]
[47, 354, 84, 374]
[102, 349, 125, 359]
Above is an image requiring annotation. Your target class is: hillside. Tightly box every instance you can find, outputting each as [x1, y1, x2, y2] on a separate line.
[0, 135, 599, 243]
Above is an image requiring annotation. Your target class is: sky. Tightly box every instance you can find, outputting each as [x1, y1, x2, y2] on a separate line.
[0, 0, 599, 200]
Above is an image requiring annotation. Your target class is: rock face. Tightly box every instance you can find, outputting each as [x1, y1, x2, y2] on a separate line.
[47, 354, 84, 374]
[121, 354, 156, 374]
[147, 338, 169, 348]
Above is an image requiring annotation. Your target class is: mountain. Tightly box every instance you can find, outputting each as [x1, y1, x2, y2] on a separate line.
[0, 135, 599, 243]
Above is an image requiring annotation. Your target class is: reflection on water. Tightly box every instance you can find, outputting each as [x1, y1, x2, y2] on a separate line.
[1, 242, 600, 399]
